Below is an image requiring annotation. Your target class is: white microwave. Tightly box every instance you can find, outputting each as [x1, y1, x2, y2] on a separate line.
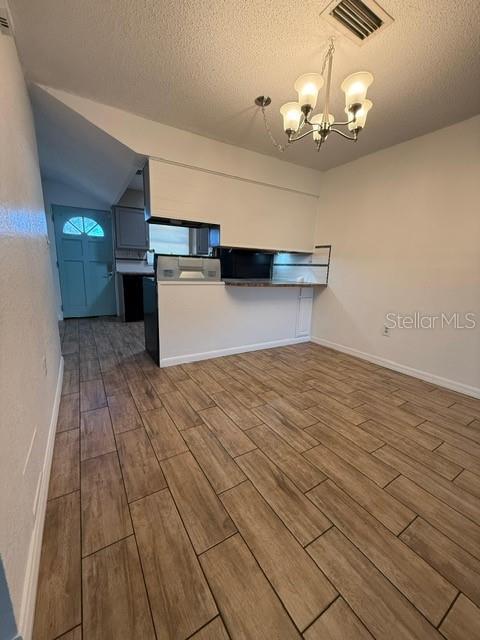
[156, 256, 221, 281]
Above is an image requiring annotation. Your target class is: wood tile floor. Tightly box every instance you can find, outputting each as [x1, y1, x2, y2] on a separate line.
[33, 317, 480, 639]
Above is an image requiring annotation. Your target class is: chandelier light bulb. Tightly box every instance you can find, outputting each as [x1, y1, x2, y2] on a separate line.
[293, 73, 324, 110]
[346, 99, 373, 130]
[279, 102, 302, 133]
[310, 113, 334, 140]
[341, 71, 374, 109]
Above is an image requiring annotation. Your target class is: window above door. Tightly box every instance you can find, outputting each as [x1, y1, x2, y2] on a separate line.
[63, 216, 105, 237]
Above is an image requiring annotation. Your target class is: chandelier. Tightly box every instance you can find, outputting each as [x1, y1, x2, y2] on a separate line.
[255, 40, 374, 152]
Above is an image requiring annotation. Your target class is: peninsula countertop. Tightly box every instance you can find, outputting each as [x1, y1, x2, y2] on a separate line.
[115, 260, 154, 276]
[222, 278, 325, 287]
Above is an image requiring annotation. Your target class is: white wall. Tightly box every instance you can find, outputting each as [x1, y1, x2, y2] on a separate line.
[312, 116, 480, 395]
[42, 178, 110, 318]
[148, 160, 317, 252]
[0, 29, 62, 639]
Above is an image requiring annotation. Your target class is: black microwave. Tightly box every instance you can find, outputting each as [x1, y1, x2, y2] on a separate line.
[213, 247, 273, 279]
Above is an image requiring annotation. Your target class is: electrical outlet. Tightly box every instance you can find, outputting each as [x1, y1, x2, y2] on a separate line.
[383, 325, 390, 337]
[42, 355, 48, 376]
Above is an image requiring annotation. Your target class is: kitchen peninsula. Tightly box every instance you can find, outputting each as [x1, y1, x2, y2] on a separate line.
[144, 248, 329, 367]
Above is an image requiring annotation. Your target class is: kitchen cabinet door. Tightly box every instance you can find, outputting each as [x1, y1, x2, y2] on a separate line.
[295, 294, 313, 337]
[114, 207, 148, 250]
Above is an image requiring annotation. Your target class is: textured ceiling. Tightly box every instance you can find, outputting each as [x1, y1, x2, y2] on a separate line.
[9, 0, 480, 171]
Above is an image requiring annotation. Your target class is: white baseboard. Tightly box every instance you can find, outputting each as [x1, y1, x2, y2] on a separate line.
[160, 336, 310, 367]
[18, 356, 64, 640]
[311, 336, 480, 399]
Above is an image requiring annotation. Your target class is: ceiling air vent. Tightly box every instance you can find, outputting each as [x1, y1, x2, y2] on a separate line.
[320, 0, 393, 45]
[0, 8, 12, 35]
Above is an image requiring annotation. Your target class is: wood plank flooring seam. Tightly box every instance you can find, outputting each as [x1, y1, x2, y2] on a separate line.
[308, 524, 457, 637]
[374, 449, 480, 528]
[140, 406, 189, 463]
[380, 469, 403, 491]
[303, 442, 401, 492]
[160, 451, 238, 554]
[141, 486, 225, 636]
[199, 534, 301, 639]
[386, 476, 480, 560]
[235, 449, 332, 547]
[449, 467, 466, 481]
[183, 616, 229, 640]
[55, 425, 80, 434]
[52, 625, 81, 640]
[116, 458, 159, 640]
[80, 531, 133, 561]
[435, 591, 461, 630]
[193, 529, 242, 557]
[47, 488, 80, 503]
[308, 482, 458, 625]
[80, 445, 133, 558]
[303, 470, 412, 540]
[299, 594, 341, 638]
[129, 489, 218, 638]
[395, 515, 420, 538]
[182, 423, 249, 494]
[304, 423, 398, 488]
[212, 526, 316, 635]
[220, 480, 338, 630]
[216, 478, 249, 496]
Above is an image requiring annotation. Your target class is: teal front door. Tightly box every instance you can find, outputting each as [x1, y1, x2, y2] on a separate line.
[53, 206, 116, 318]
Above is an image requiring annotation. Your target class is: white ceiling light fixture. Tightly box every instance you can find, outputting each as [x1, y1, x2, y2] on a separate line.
[255, 39, 374, 152]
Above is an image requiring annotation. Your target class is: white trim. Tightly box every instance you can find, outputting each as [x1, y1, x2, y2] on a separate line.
[160, 336, 310, 367]
[311, 335, 480, 399]
[18, 356, 64, 640]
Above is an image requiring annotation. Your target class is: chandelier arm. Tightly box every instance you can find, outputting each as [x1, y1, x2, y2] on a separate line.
[330, 128, 358, 141]
[332, 119, 356, 126]
[289, 128, 317, 143]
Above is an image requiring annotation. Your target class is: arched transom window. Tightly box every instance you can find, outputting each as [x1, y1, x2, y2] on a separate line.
[62, 216, 104, 237]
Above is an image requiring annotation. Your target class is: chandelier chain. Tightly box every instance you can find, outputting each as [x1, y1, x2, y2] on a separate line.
[321, 38, 335, 76]
[260, 104, 286, 152]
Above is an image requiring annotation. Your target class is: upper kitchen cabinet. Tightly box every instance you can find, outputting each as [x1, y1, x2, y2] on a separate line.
[146, 159, 316, 253]
[114, 206, 148, 249]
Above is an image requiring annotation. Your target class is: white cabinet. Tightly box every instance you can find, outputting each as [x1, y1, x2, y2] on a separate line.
[295, 288, 313, 337]
[114, 206, 148, 250]
[148, 160, 317, 253]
